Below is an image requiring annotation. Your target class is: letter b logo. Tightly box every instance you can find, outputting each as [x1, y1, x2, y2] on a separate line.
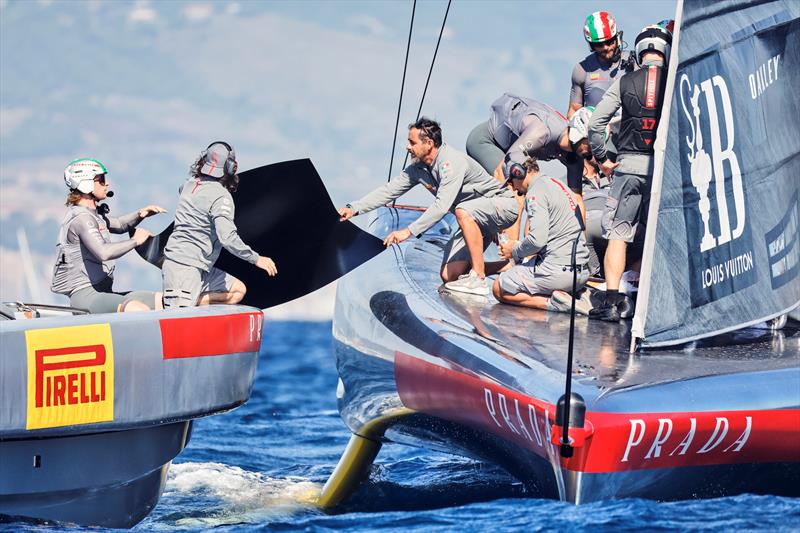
[680, 74, 746, 252]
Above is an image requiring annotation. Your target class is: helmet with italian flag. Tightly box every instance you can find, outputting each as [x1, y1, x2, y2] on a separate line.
[583, 11, 619, 43]
[64, 158, 107, 194]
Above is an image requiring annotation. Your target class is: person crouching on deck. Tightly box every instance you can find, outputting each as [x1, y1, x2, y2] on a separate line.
[161, 141, 277, 309]
[338, 117, 518, 297]
[493, 157, 591, 313]
[51, 158, 166, 313]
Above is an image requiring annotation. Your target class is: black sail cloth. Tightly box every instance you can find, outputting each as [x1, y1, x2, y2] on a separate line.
[135, 159, 384, 309]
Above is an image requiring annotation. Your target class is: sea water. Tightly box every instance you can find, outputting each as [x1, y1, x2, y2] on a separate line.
[4, 321, 798, 532]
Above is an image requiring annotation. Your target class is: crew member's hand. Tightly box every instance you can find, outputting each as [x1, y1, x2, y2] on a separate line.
[132, 228, 152, 245]
[138, 205, 167, 218]
[599, 159, 619, 179]
[499, 239, 518, 260]
[256, 256, 278, 276]
[338, 206, 354, 221]
[383, 228, 412, 247]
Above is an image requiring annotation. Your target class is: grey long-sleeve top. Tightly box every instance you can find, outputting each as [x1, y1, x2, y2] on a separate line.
[350, 143, 512, 237]
[512, 176, 588, 266]
[164, 177, 258, 271]
[50, 205, 142, 295]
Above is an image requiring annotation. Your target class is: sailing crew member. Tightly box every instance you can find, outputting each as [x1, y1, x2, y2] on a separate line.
[51, 158, 166, 313]
[338, 117, 518, 296]
[569, 11, 634, 120]
[466, 93, 594, 237]
[587, 23, 672, 321]
[161, 141, 277, 309]
[569, 11, 635, 275]
[493, 156, 591, 313]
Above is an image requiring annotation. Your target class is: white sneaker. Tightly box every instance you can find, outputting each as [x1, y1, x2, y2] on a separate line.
[550, 289, 593, 315]
[444, 270, 489, 296]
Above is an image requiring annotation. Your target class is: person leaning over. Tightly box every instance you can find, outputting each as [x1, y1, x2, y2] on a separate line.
[466, 93, 595, 234]
[161, 141, 277, 309]
[339, 117, 518, 296]
[587, 23, 672, 322]
[493, 157, 590, 312]
[51, 158, 166, 313]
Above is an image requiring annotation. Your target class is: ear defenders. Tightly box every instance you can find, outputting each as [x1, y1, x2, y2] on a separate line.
[202, 141, 238, 177]
[503, 153, 525, 182]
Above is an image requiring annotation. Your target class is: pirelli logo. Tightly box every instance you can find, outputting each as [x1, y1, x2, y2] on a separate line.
[25, 324, 114, 429]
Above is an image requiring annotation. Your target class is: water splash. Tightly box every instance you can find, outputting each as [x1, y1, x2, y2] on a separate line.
[149, 462, 322, 529]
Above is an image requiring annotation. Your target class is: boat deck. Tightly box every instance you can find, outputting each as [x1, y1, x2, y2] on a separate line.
[395, 218, 799, 395]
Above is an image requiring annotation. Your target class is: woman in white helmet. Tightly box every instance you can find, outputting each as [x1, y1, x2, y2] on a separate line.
[51, 158, 166, 313]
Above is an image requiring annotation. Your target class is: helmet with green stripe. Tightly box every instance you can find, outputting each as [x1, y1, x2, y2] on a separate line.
[583, 11, 619, 43]
[64, 158, 107, 194]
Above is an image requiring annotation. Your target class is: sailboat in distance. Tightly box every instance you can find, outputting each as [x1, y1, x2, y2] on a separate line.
[321, 0, 800, 507]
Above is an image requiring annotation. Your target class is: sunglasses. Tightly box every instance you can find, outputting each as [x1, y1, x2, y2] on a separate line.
[93, 174, 107, 185]
[591, 38, 616, 49]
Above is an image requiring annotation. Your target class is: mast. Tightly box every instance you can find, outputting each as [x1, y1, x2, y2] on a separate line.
[631, 0, 685, 351]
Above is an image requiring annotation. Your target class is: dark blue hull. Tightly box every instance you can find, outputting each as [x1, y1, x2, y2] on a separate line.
[332, 207, 800, 504]
[0, 422, 192, 528]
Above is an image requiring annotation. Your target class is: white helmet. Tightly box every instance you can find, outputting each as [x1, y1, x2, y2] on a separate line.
[64, 158, 107, 194]
[634, 24, 672, 66]
[568, 106, 595, 145]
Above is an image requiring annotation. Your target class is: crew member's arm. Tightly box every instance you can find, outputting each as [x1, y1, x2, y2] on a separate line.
[510, 184, 549, 263]
[72, 214, 139, 261]
[506, 116, 549, 173]
[106, 205, 166, 233]
[340, 171, 417, 221]
[567, 63, 586, 118]
[589, 79, 622, 176]
[211, 195, 259, 265]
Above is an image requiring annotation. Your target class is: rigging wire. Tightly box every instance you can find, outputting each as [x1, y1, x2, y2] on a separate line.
[387, 0, 417, 183]
[401, 0, 452, 171]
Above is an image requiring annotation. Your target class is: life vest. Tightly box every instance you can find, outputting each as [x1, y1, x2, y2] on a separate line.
[617, 65, 667, 155]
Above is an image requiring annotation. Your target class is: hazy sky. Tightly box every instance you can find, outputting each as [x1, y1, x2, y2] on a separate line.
[0, 0, 676, 316]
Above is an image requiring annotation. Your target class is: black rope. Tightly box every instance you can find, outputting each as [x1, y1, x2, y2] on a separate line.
[387, 0, 417, 183]
[401, 0, 452, 170]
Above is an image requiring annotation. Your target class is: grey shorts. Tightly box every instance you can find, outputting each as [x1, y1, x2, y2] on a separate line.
[601, 172, 651, 242]
[442, 195, 519, 265]
[162, 259, 237, 309]
[466, 121, 505, 174]
[498, 258, 589, 297]
[70, 284, 157, 314]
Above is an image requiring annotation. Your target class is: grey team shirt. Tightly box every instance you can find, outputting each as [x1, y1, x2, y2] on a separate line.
[52, 205, 141, 294]
[588, 58, 664, 177]
[350, 143, 513, 237]
[512, 176, 589, 266]
[164, 177, 258, 271]
[488, 93, 583, 190]
[570, 51, 633, 108]
[489, 93, 568, 163]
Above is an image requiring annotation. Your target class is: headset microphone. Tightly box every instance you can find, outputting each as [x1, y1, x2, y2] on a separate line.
[106, 190, 114, 197]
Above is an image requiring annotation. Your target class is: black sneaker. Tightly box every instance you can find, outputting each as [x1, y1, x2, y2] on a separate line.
[617, 294, 635, 319]
[589, 301, 621, 322]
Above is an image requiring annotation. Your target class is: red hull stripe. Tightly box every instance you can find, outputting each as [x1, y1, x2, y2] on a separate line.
[160, 312, 263, 359]
[394, 352, 800, 473]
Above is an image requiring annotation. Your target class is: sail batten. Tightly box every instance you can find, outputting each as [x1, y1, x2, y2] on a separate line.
[636, 0, 800, 347]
